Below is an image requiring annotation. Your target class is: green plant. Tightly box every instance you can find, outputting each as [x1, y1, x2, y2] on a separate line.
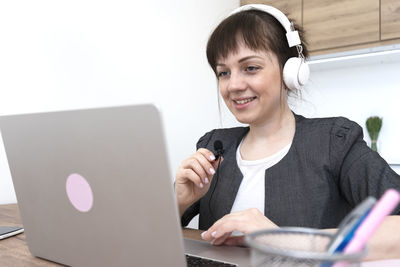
[366, 116, 382, 152]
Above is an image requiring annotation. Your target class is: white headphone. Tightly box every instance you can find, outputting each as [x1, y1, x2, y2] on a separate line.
[229, 4, 310, 91]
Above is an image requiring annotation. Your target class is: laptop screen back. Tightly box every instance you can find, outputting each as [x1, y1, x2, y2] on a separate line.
[0, 104, 186, 267]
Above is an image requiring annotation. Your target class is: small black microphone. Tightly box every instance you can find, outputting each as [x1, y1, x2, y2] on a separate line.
[213, 140, 224, 160]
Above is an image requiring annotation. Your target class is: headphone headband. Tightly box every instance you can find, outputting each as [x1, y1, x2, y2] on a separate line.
[229, 4, 301, 47]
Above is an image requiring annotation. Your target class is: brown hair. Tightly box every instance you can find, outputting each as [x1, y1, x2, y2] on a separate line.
[206, 9, 308, 80]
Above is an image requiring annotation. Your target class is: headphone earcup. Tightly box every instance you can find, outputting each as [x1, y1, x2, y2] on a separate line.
[283, 57, 310, 91]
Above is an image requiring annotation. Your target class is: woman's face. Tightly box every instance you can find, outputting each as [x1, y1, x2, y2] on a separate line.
[216, 41, 286, 127]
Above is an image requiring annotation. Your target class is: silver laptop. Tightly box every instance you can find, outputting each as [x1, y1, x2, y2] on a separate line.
[0, 104, 249, 267]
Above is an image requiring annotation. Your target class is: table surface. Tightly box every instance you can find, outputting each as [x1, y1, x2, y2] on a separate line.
[1, 204, 399, 266]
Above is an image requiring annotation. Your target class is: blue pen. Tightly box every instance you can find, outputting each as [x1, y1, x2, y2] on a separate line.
[320, 196, 376, 267]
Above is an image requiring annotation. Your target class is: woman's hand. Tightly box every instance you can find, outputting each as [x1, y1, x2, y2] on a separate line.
[175, 148, 221, 217]
[201, 208, 278, 246]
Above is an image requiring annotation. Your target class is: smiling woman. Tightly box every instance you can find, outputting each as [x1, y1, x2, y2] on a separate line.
[215, 45, 285, 129]
[174, 4, 400, 261]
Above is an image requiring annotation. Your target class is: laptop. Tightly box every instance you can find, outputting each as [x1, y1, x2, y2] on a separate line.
[0, 104, 250, 267]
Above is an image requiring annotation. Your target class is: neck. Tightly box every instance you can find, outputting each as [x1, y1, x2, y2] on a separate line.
[240, 105, 295, 160]
[247, 105, 295, 142]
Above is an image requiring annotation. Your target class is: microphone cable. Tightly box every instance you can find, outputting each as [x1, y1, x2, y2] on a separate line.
[208, 140, 224, 221]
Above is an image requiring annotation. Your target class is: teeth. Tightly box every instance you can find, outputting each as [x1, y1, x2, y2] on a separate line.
[235, 98, 254, 105]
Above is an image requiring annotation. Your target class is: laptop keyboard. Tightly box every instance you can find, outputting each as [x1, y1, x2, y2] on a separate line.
[185, 254, 238, 267]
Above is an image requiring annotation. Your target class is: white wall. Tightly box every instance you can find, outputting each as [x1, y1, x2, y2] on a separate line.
[0, 0, 241, 204]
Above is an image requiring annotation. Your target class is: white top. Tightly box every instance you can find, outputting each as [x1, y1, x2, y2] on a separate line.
[230, 141, 292, 215]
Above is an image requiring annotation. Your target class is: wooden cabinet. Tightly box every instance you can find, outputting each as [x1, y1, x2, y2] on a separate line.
[240, 0, 400, 56]
[303, 0, 379, 52]
[381, 0, 400, 40]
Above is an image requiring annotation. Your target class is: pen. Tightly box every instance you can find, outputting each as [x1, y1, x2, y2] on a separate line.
[342, 189, 400, 254]
[320, 197, 376, 267]
[326, 196, 376, 254]
[331, 189, 400, 267]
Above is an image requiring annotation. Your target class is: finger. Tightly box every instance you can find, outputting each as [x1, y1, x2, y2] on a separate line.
[197, 149, 224, 177]
[223, 235, 245, 246]
[211, 156, 224, 170]
[201, 229, 214, 242]
[197, 148, 217, 162]
[201, 213, 237, 241]
[180, 168, 204, 189]
[201, 221, 223, 241]
[182, 158, 209, 185]
[192, 153, 216, 179]
[211, 232, 232, 246]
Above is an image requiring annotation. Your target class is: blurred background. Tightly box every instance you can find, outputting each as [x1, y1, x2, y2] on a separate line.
[1, 0, 399, 211]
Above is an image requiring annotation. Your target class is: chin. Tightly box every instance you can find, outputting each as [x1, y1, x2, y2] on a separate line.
[229, 108, 258, 125]
[234, 115, 253, 125]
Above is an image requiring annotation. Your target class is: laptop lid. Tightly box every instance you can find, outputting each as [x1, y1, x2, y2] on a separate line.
[0, 104, 187, 267]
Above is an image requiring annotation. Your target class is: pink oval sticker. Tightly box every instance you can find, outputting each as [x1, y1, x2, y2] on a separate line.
[66, 173, 94, 212]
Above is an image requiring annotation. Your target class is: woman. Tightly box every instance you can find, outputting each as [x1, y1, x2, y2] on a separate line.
[174, 4, 400, 260]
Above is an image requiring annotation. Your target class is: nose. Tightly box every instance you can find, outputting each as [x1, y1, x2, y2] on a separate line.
[227, 71, 247, 93]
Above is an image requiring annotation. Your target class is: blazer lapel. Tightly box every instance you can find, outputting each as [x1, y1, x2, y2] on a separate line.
[212, 127, 248, 218]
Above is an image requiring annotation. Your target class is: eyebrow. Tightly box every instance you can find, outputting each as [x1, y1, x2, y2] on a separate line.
[216, 55, 265, 67]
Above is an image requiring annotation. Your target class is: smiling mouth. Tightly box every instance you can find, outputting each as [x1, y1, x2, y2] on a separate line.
[234, 97, 257, 105]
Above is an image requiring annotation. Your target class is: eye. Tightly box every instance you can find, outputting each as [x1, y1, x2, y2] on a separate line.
[217, 71, 229, 78]
[245, 66, 260, 73]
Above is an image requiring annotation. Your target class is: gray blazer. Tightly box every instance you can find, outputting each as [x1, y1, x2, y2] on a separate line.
[181, 114, 400, 230]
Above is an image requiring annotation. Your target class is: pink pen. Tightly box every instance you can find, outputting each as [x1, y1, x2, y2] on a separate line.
[343, 189, 400, 254]
[333, 189, 400, 267]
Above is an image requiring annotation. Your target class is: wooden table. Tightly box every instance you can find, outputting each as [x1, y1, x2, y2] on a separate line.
[0, 204, 202, 266]
[2, 204, 400, 267]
